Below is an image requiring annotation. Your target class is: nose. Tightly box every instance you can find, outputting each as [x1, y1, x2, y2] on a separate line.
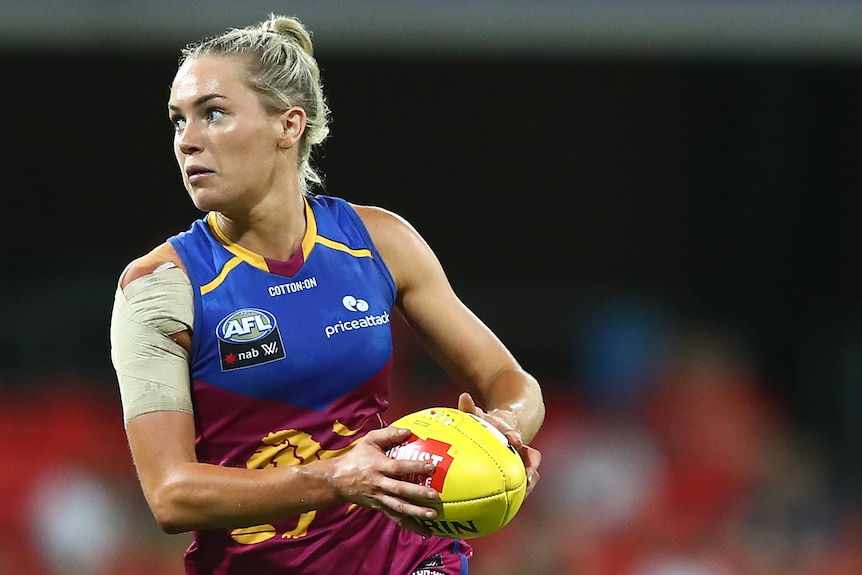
[176, 121, 203, 156]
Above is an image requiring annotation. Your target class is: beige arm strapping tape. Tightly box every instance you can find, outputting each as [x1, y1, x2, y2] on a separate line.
[110, 265, 195, 426]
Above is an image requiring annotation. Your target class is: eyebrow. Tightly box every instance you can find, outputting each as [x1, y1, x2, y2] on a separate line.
[168, 93, 227, 112]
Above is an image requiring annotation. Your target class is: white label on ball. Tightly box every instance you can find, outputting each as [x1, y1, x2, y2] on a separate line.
[467, 413, 509, 447]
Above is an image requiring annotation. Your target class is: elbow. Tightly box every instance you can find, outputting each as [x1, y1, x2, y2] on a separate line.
[157, 519, 187, 535]
[146, 475, 196, 534]
[150, 499, 191, 535]
[155, 513, 189, 535]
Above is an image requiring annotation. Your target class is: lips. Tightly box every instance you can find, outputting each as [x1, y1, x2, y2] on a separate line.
[185, 165, 214, 184]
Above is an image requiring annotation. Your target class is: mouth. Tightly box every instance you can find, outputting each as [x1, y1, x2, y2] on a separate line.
[185, 165, 214, 184]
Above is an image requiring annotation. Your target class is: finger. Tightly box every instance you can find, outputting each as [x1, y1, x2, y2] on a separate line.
[457, 392, 479, 415]
[376, 490, 438, 519]
[379, 508, 435, 538]
[504, 430, 525, 450]
[367, 425, 413, 450]
[366, 499, 430, 536]
[519, 445, 541, 477]
[526, 468, 540, 496]
[521, 445, 542, 495]
[523, 445, 542, 470]
[384, 459, 438, 486]
[381, 470, 439, 500]
[371, 489, 438, 537]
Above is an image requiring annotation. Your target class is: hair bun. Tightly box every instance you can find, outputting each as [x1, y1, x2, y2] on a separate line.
[266, 14, 314, 56]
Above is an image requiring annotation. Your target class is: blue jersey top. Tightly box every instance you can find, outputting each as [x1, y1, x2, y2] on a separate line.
[168, 195, 470, 575]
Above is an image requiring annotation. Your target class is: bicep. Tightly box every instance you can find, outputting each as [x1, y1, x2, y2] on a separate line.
[399, 276, 518, 395]
[126, 410, 197, 499]
[358, 205, 518, 393]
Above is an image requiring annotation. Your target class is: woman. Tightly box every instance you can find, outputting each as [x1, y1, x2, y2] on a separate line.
[110, 14, 544, 575]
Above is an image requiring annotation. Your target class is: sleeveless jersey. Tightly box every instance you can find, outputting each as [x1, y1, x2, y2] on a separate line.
[168, 195, 471, 575]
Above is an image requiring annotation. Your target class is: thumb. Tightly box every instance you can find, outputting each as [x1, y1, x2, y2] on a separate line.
[458, 392, 479, 415]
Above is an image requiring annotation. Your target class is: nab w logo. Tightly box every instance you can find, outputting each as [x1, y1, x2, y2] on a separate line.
[216, 308, 285, 371]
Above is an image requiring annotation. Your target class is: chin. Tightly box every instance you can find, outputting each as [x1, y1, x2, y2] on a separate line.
[188, 188, 223, 213]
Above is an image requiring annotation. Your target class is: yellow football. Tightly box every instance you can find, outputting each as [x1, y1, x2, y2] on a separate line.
[387, 407, 527, 539]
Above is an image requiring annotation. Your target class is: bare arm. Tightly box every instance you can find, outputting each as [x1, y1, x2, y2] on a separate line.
[115, 244, 439, 535]
[357, 206, 545, 487]
[126, 411, 433, 533]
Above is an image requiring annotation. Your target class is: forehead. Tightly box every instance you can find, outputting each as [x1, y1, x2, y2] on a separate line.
[169, 56, 250, 106]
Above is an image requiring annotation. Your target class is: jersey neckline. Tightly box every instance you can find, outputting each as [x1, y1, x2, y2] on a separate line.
[204, 199, 317, 277]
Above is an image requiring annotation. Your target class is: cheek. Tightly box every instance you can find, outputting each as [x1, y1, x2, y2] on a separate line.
[225, 127, 276, 167]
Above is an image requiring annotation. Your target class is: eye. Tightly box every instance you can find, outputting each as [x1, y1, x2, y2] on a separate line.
[205, 108, 225, 123]
[170, 115, 186, 132]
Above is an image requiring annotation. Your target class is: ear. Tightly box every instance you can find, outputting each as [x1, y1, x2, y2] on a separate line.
[277, 107, 307, 149]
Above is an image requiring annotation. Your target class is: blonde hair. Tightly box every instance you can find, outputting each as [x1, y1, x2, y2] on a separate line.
[180, 14, 330, 194]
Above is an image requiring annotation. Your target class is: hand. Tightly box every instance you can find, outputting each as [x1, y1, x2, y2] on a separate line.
[458, 392, 542, 496]
[329, 426, 439, 537]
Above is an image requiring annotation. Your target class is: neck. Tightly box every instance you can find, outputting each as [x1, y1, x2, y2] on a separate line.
[214, 193, 308, 261]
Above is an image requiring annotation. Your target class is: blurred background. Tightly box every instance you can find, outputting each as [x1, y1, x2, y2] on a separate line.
[2, 1, 862, 573]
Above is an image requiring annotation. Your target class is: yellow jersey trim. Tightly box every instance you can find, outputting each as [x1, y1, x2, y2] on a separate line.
[201, 200, 371, 294]
[316, 236, 372, 258]
[200, 256, 243, 295]
[206, 211, 269, 271]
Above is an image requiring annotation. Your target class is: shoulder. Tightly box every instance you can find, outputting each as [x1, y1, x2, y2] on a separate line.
[351, 204, 443, 293]
[351, 204, 428, 254]
[119, 242, 187, 289]
[351, 204, 422, 242]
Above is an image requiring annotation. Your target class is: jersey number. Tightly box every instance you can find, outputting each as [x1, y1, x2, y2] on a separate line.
[230, 425, 362, 544]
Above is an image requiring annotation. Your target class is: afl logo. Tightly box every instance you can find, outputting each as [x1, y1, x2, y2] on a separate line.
[217, 309, 277, 343]
[216, 308, 285, 371]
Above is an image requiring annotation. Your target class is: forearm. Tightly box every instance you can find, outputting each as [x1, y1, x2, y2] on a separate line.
[478, 366, 545, 444]
[146, 459, 342, 534]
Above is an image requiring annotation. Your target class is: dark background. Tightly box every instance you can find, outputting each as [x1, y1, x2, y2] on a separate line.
[4, 4, 862, 572]
[5, 48, 862, 455]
